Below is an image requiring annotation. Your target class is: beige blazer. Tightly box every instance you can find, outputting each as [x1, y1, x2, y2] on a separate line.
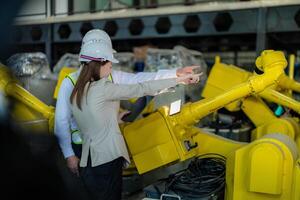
[71, 77, 177, 167]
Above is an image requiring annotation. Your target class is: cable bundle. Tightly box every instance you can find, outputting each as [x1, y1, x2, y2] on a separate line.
[164, 154, 226, 199]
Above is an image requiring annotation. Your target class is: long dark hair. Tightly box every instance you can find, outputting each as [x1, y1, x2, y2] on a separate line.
[70, 60, 108, 110]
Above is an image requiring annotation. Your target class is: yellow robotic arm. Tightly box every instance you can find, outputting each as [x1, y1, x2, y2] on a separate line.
[199, 52, 300, 200]
[0, 64, 55, 133]
[122, 50, 300, 200]
[201, 52, 300, 151]
[123, 50, 287, 173]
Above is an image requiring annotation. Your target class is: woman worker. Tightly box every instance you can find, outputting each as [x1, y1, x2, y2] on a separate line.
[70, 35, 201, 200]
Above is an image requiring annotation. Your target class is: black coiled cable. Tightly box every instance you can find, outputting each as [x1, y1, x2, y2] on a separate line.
[164, 154, 226, 199]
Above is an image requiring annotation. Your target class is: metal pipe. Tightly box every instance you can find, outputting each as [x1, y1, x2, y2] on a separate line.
[289, 54, 295, 96]
[261, 88, 300, 114]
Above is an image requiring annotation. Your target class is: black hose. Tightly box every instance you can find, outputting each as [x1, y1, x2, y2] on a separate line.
[164, 154, 226, 199]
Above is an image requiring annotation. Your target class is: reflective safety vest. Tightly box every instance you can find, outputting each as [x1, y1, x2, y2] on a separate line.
[65, 72, 113, 145]
[66, 72, 113, 85]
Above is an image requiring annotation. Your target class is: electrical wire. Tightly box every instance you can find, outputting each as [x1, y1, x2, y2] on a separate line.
[164, 154, 226, 199]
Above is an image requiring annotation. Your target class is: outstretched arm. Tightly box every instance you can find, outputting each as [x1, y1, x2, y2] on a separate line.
[102, 73, 202, 101]
[111, 66, 200, 84]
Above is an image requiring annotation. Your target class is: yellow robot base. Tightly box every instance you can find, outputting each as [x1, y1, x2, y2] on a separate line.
[226, 134, 299, 200]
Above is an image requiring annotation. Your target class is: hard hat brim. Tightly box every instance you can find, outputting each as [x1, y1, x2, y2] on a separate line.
[79, 54, 119, 63]
[110, 57, 119, 63]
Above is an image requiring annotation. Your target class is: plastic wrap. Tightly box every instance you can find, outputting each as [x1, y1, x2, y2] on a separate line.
[145, 48, 181, 72]
[175, 46, 208, 101]
[145, 46, 207, 76]
[174, 45, 208, 84]
[113, 52, 135, 73]
[53, 53, 80, 74]
[145, 46, 208, 101]
[7, 52, 53, 79]
[6, 52, 57, 105]
[53, 52, 135, 73]
[134, 45, 156, 61]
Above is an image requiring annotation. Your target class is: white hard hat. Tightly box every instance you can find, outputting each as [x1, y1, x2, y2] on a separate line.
[82, 29, 113, 49]
[79, 29, 118, 63]
[79, 40, 119, 63]
[81, 29, 116, 53]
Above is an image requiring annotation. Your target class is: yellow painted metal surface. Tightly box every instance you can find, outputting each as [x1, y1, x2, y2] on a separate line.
[252, 118, 296, 141]
[277, 73, 300, 94]
[53, 67, 77, 99]
[123, 111, 180, 173]
[248, 143, 283, 194]
[191, 126, 244, 158]
[124, 50, 289, 174]
[292, 159, 300, 200]
[176, 51, 286, 126]
[124, 107, 199, 173]
[288, 54, 295, 96]
[203, 52, 300, 133]
[0, 64, 54, 133]
[241, 96, 276, 127]
[125, 50, 300, 199]
[201, 51, 300, 199]
[260, 87, 300, 114]
[226, 135, 296, 200]
[203, 53, 300, 117]
[202, 56, 251, 111]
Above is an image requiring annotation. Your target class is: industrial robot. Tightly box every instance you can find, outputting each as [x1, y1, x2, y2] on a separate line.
[122, 50, 300, 200]
[201, 54, 300, 153]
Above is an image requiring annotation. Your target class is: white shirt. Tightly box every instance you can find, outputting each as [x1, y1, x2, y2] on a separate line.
[54, 69, 177, 158]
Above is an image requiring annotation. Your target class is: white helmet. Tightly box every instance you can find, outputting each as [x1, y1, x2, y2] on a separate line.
[82, 29, 113, 48]
[79, 41, 119, 63]
[79, 29, 118, 63]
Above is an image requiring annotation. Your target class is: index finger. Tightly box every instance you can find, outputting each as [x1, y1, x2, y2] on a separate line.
[191, 72, 203, 78]
[190, 65, 201, 69]
[184, 65, 200, 70]
[185, 72, 203, 80]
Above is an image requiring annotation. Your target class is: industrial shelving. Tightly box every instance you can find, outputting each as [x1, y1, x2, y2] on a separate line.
[11, 0, 300, 66]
